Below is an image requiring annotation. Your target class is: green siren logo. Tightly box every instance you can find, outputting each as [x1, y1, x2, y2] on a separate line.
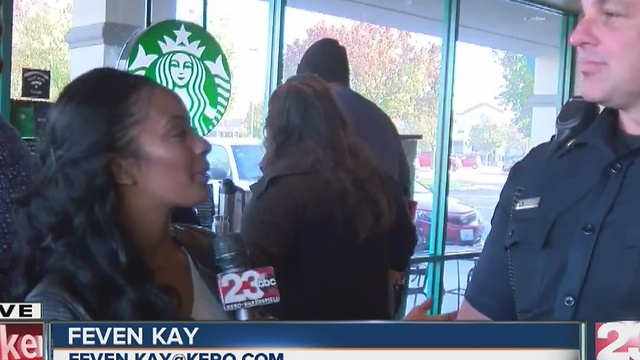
[123, 20, 231, 136]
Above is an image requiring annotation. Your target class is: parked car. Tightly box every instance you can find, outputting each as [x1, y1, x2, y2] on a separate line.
[416, 150, 434, 167]
[413, 182, 485, 252]
[205, 136, 265, 190]
[502, 154, 523, 172]
[197, 137, 265, 228]
[459, 154, 482, 168]
[416, 150, 461, 172]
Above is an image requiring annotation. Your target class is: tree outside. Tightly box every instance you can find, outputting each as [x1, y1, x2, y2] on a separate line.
[505, 125, 530, 155]
[492, 50, 534, 139]
[244, 100, 264, 138]
[468, 117, 507, 156]
[282, 21, 441, 149]
[11, 0, 72, 100]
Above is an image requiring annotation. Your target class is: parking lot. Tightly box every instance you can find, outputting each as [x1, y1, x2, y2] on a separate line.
[405, 166, 508, 315]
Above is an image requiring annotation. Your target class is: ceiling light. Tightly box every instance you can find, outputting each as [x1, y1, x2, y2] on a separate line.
[524, 16, 547, 21]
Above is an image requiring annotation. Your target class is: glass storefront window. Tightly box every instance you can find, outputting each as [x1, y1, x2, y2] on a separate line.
[203, 0, 269, 139]
[6, 0, 577, 316]
[11, 0, 72, 100]
[176, 0, 205, 25]
[438, 0, 564, 313]
[284, 0, 444, 264]
[284, 0, 442, 152]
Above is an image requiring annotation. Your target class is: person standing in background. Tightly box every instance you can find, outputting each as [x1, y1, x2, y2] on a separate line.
[241, 74, 417, 320]
[0, 12, 40, 299]
[296, 38, 411, 196]
[296, 38, 415, 317]
[0, 120, 38, 300]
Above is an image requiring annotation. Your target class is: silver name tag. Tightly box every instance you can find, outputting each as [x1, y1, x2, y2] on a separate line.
[515, 197, 541, 210]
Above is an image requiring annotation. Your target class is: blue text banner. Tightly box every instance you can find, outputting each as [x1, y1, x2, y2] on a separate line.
[52, 349, 579, 360]
[50, 322, 581, 349]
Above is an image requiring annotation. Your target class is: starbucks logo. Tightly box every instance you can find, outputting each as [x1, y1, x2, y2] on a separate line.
[122, 20, 232, 136]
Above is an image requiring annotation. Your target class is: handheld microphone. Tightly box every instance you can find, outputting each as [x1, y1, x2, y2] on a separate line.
[552, 96, 601, 155]
[213, 232, 280, 320]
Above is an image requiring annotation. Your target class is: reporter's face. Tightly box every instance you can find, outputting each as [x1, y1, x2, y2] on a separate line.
[129, 87, 212, 208]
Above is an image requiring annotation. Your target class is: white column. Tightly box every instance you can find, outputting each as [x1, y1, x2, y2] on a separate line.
[65, 0, 177, 80]
[529, 55, 560, 146]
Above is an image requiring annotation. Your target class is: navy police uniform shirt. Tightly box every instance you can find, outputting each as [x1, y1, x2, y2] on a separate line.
[465, 108, 640, 321]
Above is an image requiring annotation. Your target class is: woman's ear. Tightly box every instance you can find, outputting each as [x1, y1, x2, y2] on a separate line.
[109, 154, 136, 185]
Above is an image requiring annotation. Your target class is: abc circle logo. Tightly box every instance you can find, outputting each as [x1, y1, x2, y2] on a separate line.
[257, 276, 277, 289]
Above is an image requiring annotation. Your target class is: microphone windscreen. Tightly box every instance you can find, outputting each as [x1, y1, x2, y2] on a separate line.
[213, 233, 249, 272]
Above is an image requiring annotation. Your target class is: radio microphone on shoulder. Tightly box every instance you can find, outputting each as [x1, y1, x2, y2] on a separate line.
[213, 233, 281, 320]
[551, 96, 601, 155]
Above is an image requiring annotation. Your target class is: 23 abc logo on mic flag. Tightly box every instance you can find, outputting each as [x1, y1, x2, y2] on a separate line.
[217, 266, 280, 311]
[595, 322, 640, 359]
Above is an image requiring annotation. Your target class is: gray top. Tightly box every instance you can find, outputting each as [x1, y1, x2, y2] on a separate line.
[25, 224, 234, 321]
[186, 250, 228, 320]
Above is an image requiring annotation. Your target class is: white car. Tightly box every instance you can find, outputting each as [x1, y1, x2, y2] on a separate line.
[205, 136, 265, 191]
[199, 137, 265, 230]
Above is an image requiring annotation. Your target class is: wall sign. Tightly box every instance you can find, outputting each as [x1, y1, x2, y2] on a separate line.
[21, 68, 51, 100]
[119, 20, 232, 136]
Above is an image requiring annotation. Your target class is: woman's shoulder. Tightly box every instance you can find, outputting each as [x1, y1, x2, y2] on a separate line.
[24, 276, 91, 321]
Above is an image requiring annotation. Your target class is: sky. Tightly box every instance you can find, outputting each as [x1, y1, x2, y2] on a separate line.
[176, 0, 508, 119]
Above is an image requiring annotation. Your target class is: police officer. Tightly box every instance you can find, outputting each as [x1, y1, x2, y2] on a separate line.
[406, 0, 640, 321]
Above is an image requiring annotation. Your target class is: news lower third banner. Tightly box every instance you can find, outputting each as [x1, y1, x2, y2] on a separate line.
[49, 322, 583, 360]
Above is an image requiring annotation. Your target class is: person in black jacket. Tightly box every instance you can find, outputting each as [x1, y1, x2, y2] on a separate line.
[0, 18, 39, 300]
[0, 120, 37, 300]
[296, 38, 411, 196]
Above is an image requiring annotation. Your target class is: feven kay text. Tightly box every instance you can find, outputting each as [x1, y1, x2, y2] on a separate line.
[68, 327, 199, 346]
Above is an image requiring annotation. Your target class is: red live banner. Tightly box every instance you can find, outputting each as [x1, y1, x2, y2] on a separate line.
[0, 323, 44, 360]
[595, 322, 640, 359]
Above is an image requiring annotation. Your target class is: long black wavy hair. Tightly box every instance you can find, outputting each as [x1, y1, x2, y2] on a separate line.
[263, 74, 396, 240]
[10, 67, 181, 320]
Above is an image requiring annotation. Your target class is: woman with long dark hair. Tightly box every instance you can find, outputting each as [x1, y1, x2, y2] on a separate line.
[11, 67, 231, 321]
[241, 74, 417, 320]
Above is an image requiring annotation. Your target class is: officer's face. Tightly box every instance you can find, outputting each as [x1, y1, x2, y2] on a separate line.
[571, 0, 640, 111]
